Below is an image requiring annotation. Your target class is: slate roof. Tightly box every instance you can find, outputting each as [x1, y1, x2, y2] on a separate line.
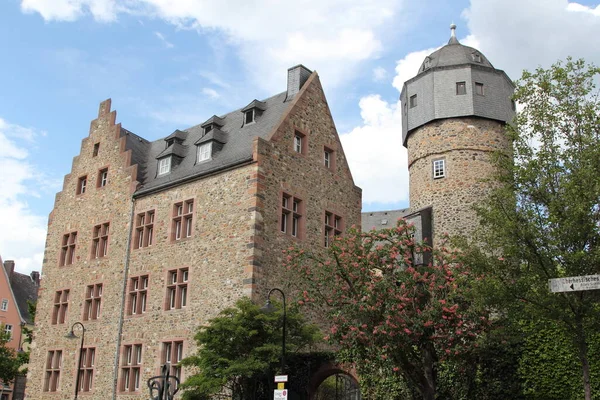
[129, 91, 291, 196]
[361, 209, 411, 231]
[9, 271, 38, 324]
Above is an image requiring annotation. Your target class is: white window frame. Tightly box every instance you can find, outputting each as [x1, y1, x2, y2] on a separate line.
[1, 299, 7, 311]
[294, 135, 302, 153]
[433, 159, 446, 179]
[4, 324, 13, 338]
[158, 157, 171, 176]
[197, 143, 212, 162]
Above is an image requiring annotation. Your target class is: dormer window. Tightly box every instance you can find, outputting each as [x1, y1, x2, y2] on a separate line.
[245, 109, 255, 125]
[158, 157, 171, 176]
[423, 57, 431, 70]
[166, 139, 175, 147]
[472, 53, 482, 63]
[197, 143, 212, 162]
[204, 124, 213, 135]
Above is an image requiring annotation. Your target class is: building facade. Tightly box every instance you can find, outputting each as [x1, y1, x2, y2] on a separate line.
[1, 258, 40, 400]
[27, 65, 362, 400]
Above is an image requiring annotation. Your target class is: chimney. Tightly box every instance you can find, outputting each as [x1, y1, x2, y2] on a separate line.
[3, 260, 15, 277]
[286, 65, 312, 101]
[31, 271, 40, 286]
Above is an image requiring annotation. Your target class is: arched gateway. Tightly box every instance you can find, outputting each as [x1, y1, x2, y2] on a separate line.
[307, 362, 361, 400]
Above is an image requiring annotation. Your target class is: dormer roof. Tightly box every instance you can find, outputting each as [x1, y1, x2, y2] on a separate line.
[241, 100, 267, 112]
[156, 142, 186, 159]
[195, 128, 227, 145]
[201, 115, 225, 128]
[164, 129, 188, 143]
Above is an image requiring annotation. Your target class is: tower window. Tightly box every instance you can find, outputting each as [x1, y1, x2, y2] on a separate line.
[423, 57, 431, 70]
[433, 159, 446, 179]
[472, 53, 482, 63]
[409, 94, 417, 108]
[456, 82, 466, 95]
[475, 82, 484, 96]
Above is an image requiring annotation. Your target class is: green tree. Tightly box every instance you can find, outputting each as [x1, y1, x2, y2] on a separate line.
[180, 297, 320, 400]
[0, 327, 21, 391]
[459, 58, 600, 400]
[284, 221, 490, 400]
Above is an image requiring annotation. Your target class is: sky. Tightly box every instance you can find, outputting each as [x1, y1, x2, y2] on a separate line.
[1, 0, 599, 274]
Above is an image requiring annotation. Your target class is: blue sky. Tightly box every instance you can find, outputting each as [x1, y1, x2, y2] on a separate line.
[1, 0, 599, 274]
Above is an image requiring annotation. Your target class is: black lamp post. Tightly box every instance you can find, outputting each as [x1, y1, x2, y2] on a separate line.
[261, 288, 287, 374]
[65, 322, 86, 400]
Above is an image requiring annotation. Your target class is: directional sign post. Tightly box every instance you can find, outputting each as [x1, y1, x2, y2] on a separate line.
[549, 275, 600, 293]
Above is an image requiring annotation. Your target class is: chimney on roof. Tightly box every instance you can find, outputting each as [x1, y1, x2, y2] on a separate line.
[286, 65, 312, 101]
[3, 260, 15, 277]
[31, 271, 40, 286]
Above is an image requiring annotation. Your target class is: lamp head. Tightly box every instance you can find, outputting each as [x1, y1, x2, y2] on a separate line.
[65, 330, 77, 339]
[261, 299, 275, 313]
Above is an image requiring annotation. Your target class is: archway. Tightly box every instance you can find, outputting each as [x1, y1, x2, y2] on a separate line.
[307, 363, 361, 400]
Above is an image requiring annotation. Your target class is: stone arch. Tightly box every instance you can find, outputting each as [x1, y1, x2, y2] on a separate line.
[307, 362, 360, 400]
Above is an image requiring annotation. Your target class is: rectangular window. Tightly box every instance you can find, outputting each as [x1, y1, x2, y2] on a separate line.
[197, 142, 212, 162]
[120, 344, 142, 392]
[52, 289, 69, 325]
[1, 299, 7, 311]
[245, 109, 255, 124]
[83, 283, 102, 321]
[77, 176, 87, 195]
[93, 143, 99, 157]
[203, 124, 213, 135]
[44, 350, 62, 392]
[91, 223, 110, 259]
[409, 94, 417, 108]
[172, 200, 194, 241]
[134, 210, 155, 249]
[323, 147, 335, 169]
[475, 82, 484, 96]
[293, 130, 306, 154]
[60, 232, 77, 266]
[456, 81, 466, 95]
[324, 211, 343, 247]
[4, 324, 12, 338]
[281, 193, 303, 239]
[161, 341, 184, 385]
[79, 347, 95, 392]
[433, 159, 446, 179]
[165, 268, 189, 310]
[128, 275, 149, 316]
[158, 157, 171, 175]
[97, 168, 108, 188]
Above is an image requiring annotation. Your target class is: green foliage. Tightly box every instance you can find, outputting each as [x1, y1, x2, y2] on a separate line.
[0, 327, 21, 386]
[180, 297, 321, 400]
[457, 58, 600, 399]
[285, 220, 490, 400]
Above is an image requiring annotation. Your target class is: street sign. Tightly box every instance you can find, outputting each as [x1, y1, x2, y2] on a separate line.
[274, 389, 288, 399]
[549, 275, 600, 293]
[274, 375, 288, 383]
[277, 383, 285, 390]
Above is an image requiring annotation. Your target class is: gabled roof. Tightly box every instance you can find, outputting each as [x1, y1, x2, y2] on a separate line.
[9, 272, 38, 324]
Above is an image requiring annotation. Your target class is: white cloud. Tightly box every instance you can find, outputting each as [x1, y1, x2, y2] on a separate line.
[202, 88, 219, 99]
[0, 118, 48, 275]
[154, 31, 174, 48]
[20, 0, 402, 92]
[372, 67, 388, 82]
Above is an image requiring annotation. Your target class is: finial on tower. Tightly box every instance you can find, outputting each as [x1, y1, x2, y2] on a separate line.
[448, 23, 459, 45]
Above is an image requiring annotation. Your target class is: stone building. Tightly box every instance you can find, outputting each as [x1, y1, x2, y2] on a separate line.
[26, 65, 362, 399]
[0, 258, 40, 400]
[364, 25, 515, 243]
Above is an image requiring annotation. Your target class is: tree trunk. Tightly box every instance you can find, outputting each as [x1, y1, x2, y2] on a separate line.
[420, 343, 437, 400]
[575, 315, 592, 400]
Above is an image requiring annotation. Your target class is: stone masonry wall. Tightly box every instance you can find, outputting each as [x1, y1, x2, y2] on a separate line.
[252, 73, 363, 303]
[28, 100, 139, 400]
[408, 117, 510, 242]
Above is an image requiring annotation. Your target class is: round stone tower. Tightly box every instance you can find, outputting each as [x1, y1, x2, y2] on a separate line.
[400, 25, 515, 242]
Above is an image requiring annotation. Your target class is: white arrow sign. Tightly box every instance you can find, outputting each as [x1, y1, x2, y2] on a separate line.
[549, 275, 600, 293]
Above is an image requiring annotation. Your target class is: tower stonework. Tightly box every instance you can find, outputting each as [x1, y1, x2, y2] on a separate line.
[400, 25, 515, 241]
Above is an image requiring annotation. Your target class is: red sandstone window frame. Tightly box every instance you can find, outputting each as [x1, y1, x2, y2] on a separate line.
[77, 175, 87, 195]
[165, 268, 189, 311]
[293, 129, 308, 155]
[161, 340, 184, 385]
[127, 275, 149, 316]
[78, 347, 96, 392]
[59, 231, 77, 266]
[91, 222, 110, 259]
[280, 192, 304, 239]
[324, 211, 343, 247]
[172, 200, 194, 241]
[119, 343, 143, 393]
[97, 167, 109, 188]
[43, 349, 63, 392]
[134, 210, 155, 249]
[83, 283, 103, 321]
[52, 289, 70, 325]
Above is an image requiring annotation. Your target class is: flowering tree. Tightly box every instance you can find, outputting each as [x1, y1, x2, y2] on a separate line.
[284, 220, 490, 400]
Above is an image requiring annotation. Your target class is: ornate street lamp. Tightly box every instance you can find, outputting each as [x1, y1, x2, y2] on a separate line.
[65, 322, 86, 400]
[261, 288, 287, 374]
